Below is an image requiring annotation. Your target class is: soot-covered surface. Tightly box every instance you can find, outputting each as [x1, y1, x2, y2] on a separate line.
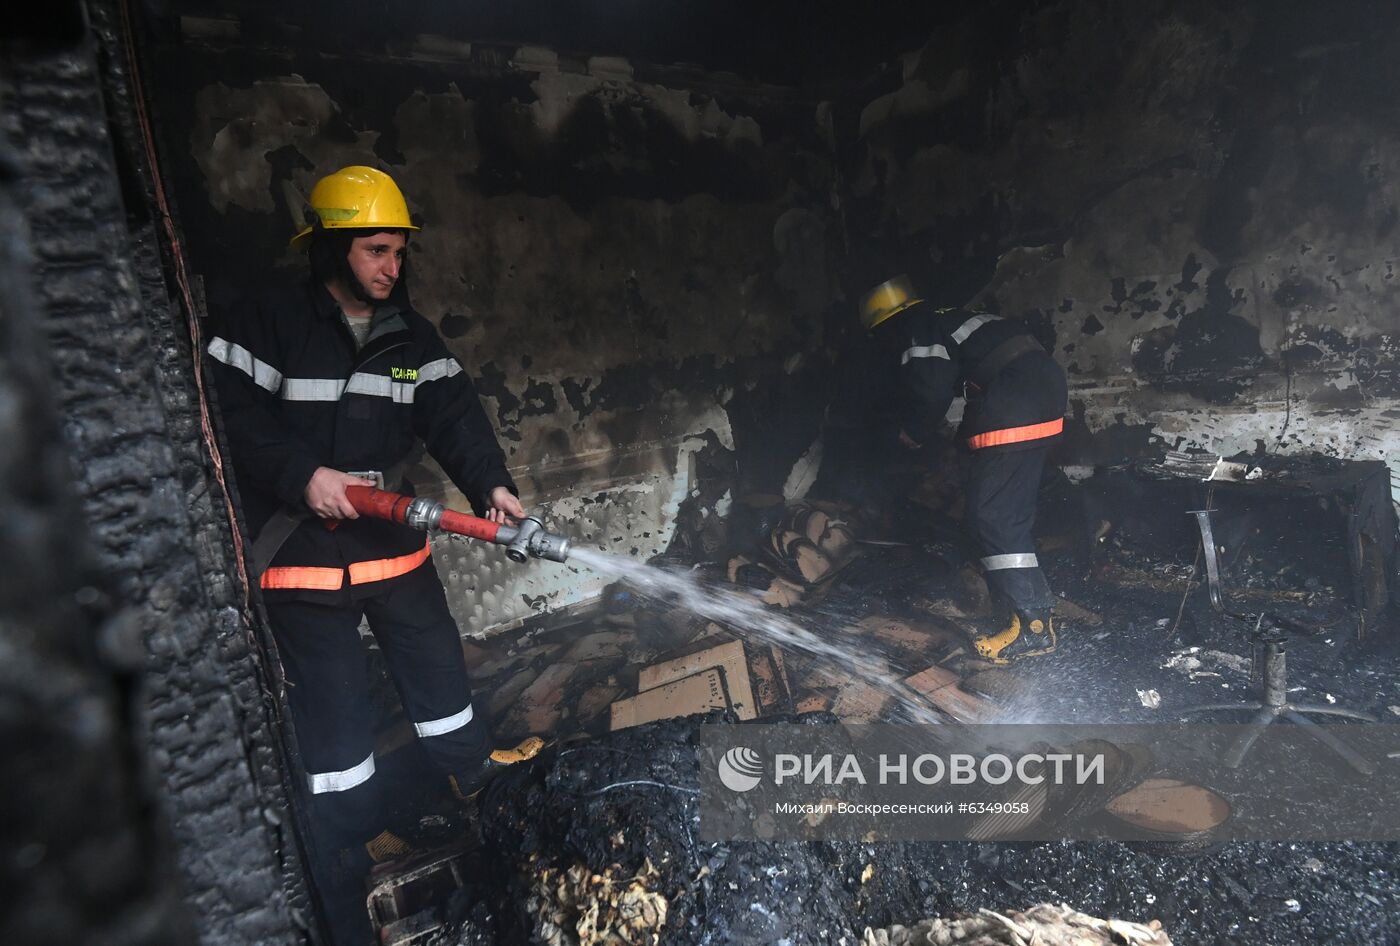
[437, 716, 1400, 946]
[371, 453, 1400, 945]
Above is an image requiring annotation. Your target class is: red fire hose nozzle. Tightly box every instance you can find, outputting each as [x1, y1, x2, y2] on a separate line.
[344, 486, 572, 563]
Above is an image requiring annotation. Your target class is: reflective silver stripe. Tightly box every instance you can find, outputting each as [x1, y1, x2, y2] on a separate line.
[307, 753, 375, 794]
[901, 344, 950, 365]
[207, 337, 282, 392]
[981, 553, 1039, 571]
[281, 378, 347, 401]
[345, 373, 415, 403]
[415, 358, 463, 385]
[413, 703, 475, 738]
[952, 314, 1001, 344]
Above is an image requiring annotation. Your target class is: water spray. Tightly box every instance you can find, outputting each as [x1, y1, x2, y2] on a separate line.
[344, 486, 943, 723]
[344, 485, 572, 563]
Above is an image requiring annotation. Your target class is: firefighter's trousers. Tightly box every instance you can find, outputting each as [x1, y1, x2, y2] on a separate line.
[267, 559, 489, 849]
[965, 445, 1054, 620]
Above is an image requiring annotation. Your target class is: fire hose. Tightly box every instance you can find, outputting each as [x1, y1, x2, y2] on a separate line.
[344, 485, 572, 563]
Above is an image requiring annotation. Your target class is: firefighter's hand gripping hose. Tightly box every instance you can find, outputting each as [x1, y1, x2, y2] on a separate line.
[344, 486, 572, 563]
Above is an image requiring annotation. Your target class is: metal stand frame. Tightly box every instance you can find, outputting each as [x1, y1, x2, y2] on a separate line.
[1177, 509, 1376, 775]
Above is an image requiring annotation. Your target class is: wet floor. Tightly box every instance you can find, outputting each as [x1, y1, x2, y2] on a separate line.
[368, 535, 1398, 750]
[362, 524, 1400, 945]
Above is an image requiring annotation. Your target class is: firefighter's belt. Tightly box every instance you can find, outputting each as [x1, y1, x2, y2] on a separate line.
[247, 461, 408, 580]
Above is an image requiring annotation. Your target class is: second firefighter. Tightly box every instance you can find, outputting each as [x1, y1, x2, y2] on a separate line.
[860, 274, 1068, 663]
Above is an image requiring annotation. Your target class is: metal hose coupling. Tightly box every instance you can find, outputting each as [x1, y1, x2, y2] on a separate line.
[402, 496, 445, 531]
[496, 516, 572, 563]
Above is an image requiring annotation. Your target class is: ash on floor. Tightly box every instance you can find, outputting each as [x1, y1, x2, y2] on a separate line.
[365, 465, 1400, 946]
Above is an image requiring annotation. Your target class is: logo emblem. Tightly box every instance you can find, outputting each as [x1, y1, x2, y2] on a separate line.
[717, 746, 764, 792]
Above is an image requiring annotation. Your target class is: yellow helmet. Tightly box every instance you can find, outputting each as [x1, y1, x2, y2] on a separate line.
[290, 166, 420, 246]
[858, 274, 923, 330]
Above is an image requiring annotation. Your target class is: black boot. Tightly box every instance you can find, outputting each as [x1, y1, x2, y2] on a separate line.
[972, 611, 1057, 664]
[1019, 611, 1058, 657]
[449, 736, 546, 801]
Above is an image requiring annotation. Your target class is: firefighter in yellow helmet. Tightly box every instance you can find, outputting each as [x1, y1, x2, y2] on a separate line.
[207, 166, 539, 943]
[290, 164, 418, 245]
[860, 275, 1068, 663]
[294, 166, 420, 313]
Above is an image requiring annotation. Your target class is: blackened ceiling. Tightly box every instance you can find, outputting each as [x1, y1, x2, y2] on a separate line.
[143, 0, 982, 86]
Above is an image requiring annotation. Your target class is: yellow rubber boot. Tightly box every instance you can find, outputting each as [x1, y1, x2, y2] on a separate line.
[364, 828, 417, 865]
[973, 614, 1023, 664]
[488, 735, 545, 765]
[973, 614, 1057, 664]
[450, 736, 547, 802]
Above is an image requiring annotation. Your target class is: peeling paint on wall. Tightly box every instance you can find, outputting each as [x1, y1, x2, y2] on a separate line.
[190, 77, 380, 215]
[850, 0, 1400, 501]
[432, 411, 735, 633]
[154, 36, 839, 632]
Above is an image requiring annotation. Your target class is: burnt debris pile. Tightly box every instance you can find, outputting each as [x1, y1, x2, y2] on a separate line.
[1080, 453, 1395, 635]
[473, 713, 881, 945]
[416, 714, 1400, 946]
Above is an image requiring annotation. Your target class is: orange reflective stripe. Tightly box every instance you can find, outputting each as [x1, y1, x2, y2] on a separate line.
[348, 540, 431, 585]
[257, 541, 431, 591]
[260, 566, 345, 591]
[966, 417, 1064, 450]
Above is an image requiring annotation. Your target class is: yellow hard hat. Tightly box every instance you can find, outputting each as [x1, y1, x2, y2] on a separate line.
[858, 275, 923, 330]
[290, 166, 420, 246]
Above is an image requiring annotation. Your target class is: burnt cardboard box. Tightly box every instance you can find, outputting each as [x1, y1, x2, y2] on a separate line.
[830, 681, 890, 722]
[609, 667, 730, 731]
[637, 638, 758, 719]
[748, 644, 794, 715]
[795, 692, 835, 714]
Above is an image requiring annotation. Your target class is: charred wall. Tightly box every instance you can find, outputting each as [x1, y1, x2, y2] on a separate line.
[1, 11, 308, 944]
[139, 17, 844, 631]
[849, 0, 1400, 499]
[0, 72, 193, 946]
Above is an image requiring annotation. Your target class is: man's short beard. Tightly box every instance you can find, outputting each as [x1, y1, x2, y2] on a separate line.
[344, 270, 375, 303]
[307, 227, 410, 305]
